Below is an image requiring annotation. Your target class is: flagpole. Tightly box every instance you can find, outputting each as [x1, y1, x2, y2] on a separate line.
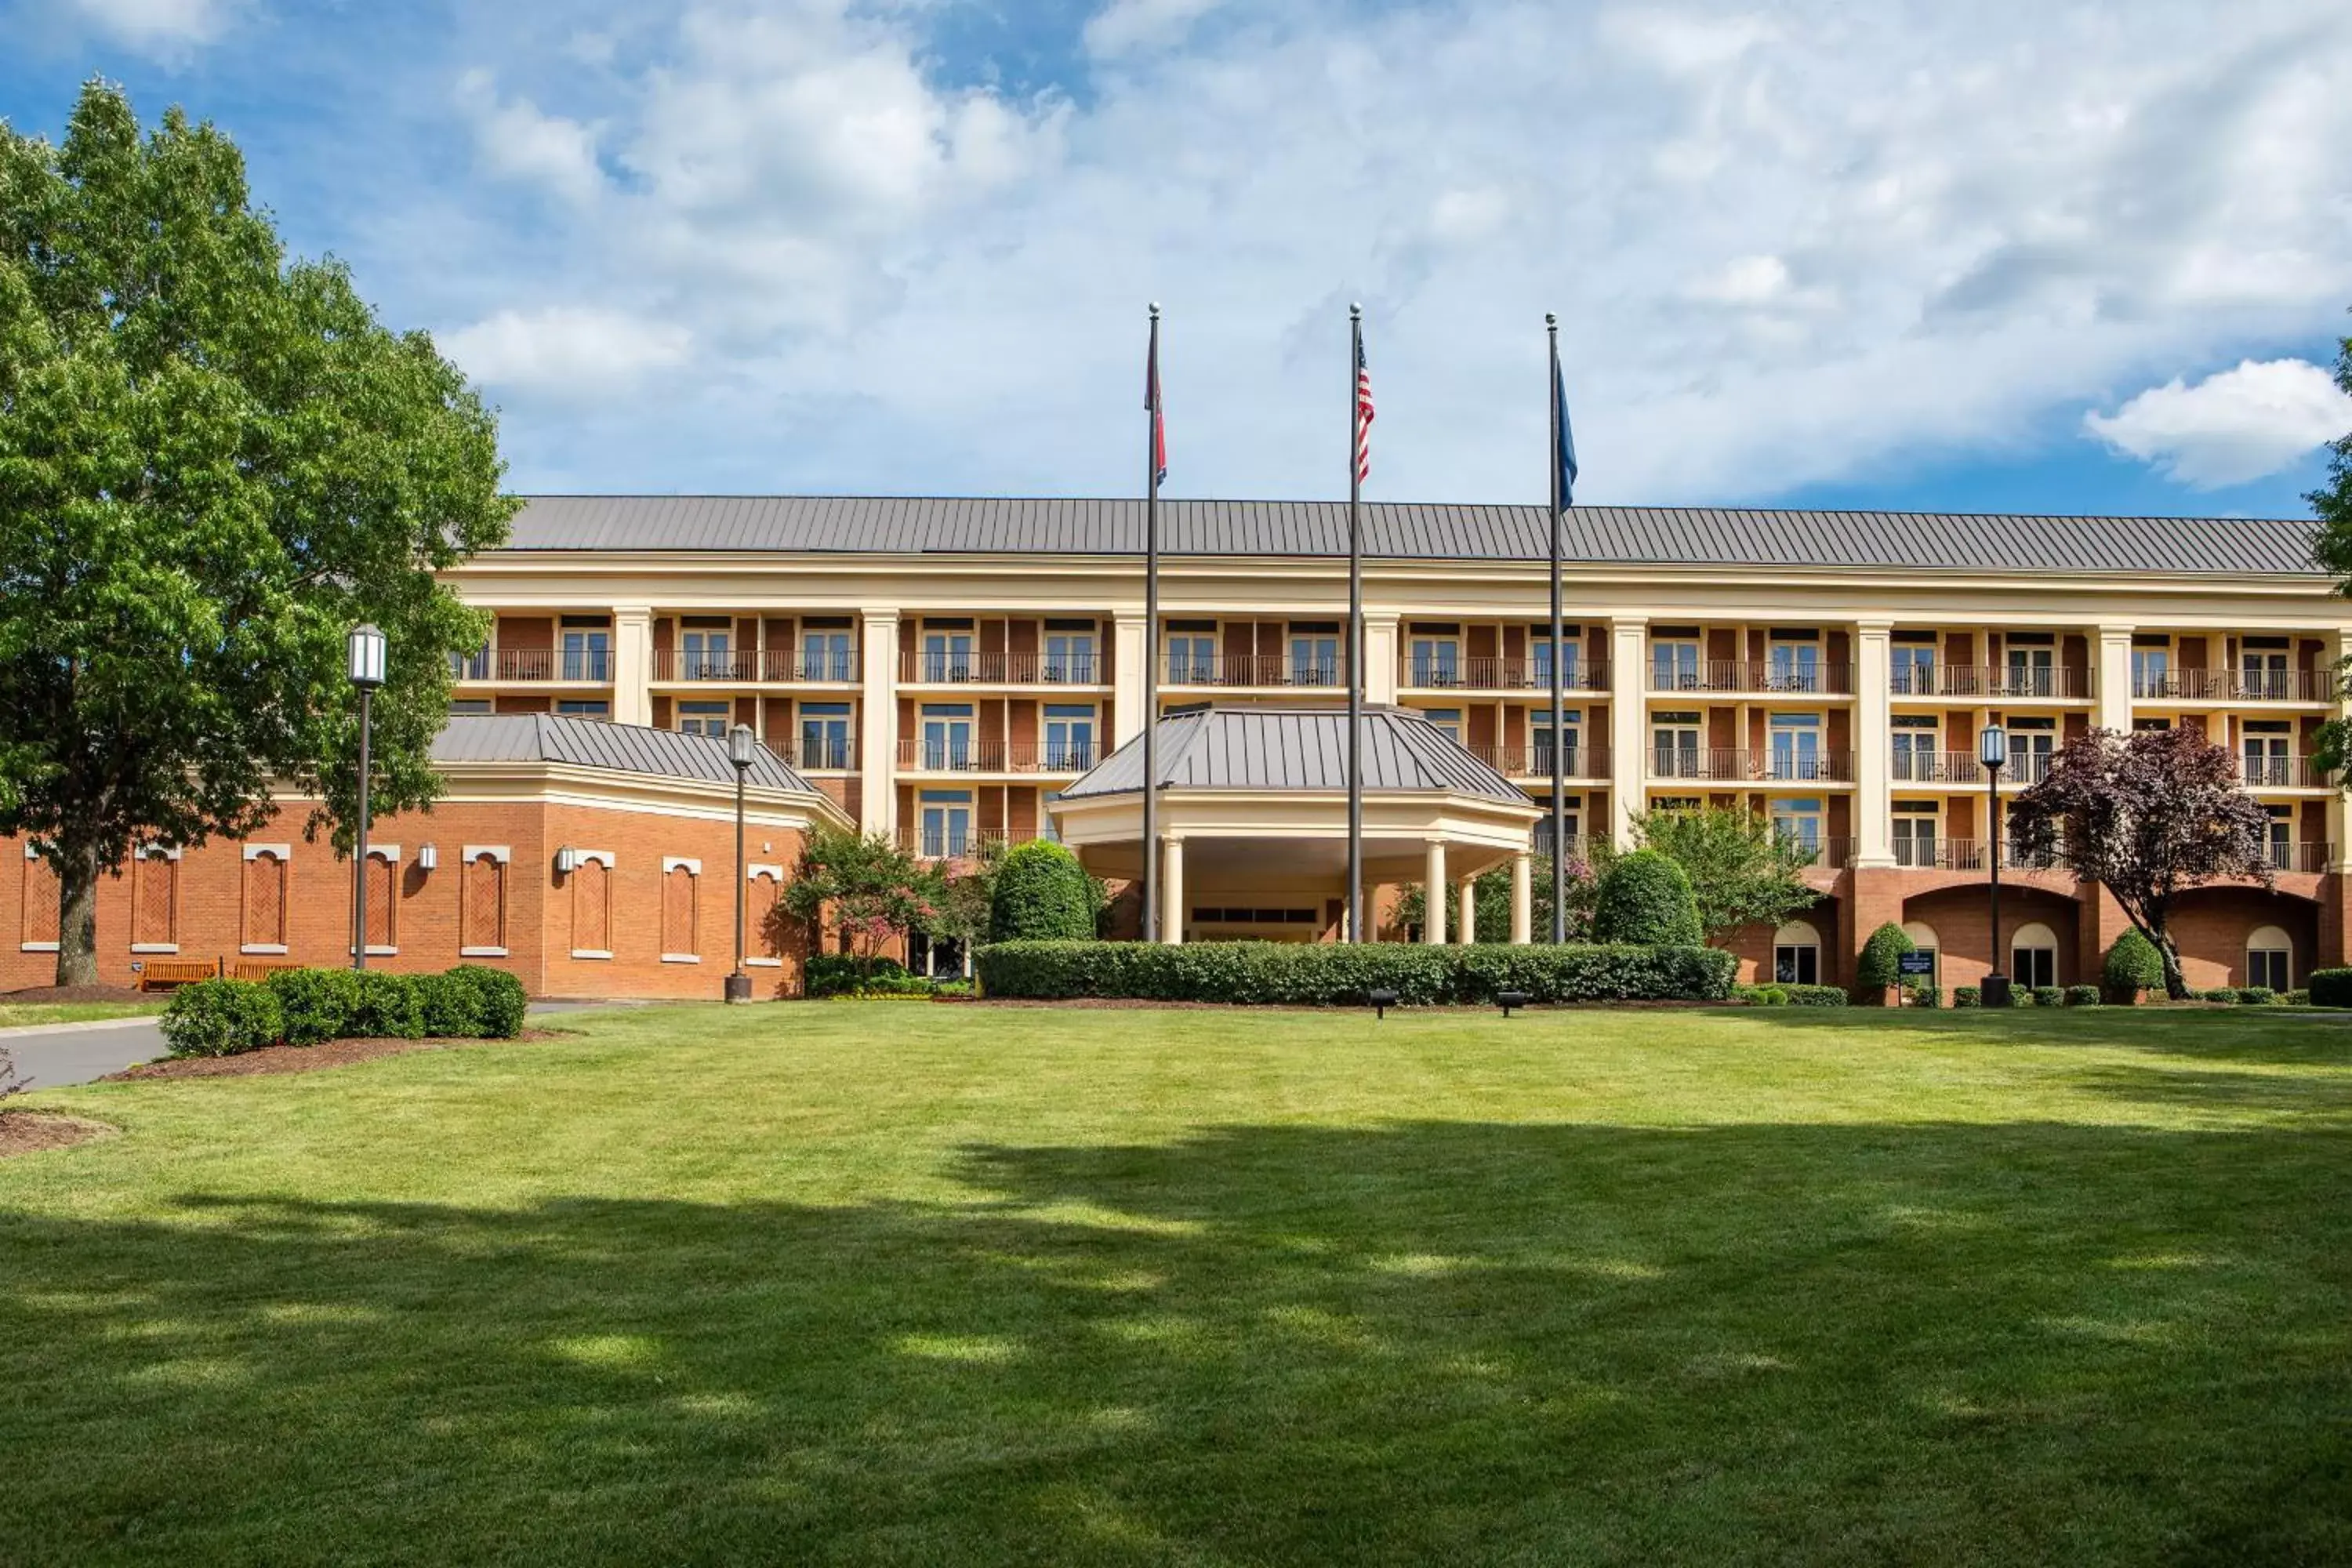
[1347, 303, 1365, 944]
[1143, 303, 1162, 943]
[1547, 313, 1566, 944]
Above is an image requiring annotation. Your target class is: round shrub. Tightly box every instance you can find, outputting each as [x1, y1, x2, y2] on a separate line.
[2308, 968, 2352, 1008]
[350, 971, 426, 1040]
[2103, 930, 2164, 1004]
[2235, 986, 2278, 1007]
[162, 978, 282, 1058]
[1591, 850, 1702, 947]
[1954, 985, 1982, 1008]
[1855, 922, 1915, 996]
[266, 967, 360, 1047]
[2286, 988, 2311, 1006]
[1907, 985, 1943, 1009]
[416, 972, 486, 1039]
[2030, 985, 2063, 1009]
[988, 840, 1097, 942]
[2063, 984, 2100, 1008]
[448, 965, 528, 1039]
[2198, 987, 2238, 1004]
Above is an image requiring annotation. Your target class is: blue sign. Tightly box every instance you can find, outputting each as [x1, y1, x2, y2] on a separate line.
[1897, 951, 1936, 977]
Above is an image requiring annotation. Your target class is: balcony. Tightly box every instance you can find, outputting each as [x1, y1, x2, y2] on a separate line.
[1890, 839, 2071, 873]
[654, 648, 861, 683]
[1163, 653, 1346, 688]
[1650, 747, 1856, 783]
[1889, 666, 2092, 700]
[895, 740, 1099, 775]
[1775, 836, 1855, 871]
[2266, 841, 2335, 873]
[2135, 669, 2336, 702]
[1399, 657, 1611, 692]
[2240, 756, 2333, 789]
[1650, 661, 1854, 695]
[1530, 829, 1599, 865]
[1889, 750, 2058, 786]
[775, 737, 857, 771]
[898, 651, 1106, 686]
[1470, 745, 1612, 779]
[898, 828, 1011, 862]
[453, 649, 612, 683]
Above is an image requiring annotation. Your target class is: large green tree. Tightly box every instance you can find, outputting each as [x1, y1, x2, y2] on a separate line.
[2310, 322, 2352, 779]
[0, 84, 512, 984]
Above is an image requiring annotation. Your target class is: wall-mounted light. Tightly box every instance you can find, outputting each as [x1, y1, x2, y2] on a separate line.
[415, 844, 438, 872]
[555, 846, 580, 874]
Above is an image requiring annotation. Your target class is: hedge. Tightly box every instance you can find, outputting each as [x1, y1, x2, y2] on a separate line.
[2235, 986, 2278, 1007]
[1591, 851, 1703, 947]
[2030, 985, 2063, 1009]
[267, 966, 360, 1047]
[2063, 985, 2100, 1008]
[989, 840, 1097, 942]
[1780, 984, 1849, 1007]
[161, 978, 283, 1058]
[2309, 968, 2352, 1008]
[450, 966, 529, 1039]
[972, 940, 1737, 1006]
[1908, 985, 1943, 1009]
[416, 972, 487, 1039]
[1954, 985, 1981, 1008]
[2103, 930, 2163, 1004]
[1855, 923, 1915, 995]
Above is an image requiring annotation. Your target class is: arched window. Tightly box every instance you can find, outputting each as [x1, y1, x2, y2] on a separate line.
[462, 847, 509, 956]
[362, 848, 398, 954]
[242, 846, 289, 953]
[747, 865, 784, 967]
[2012, 920, 2058, 989]
[569, 852, 612, 958]
[662, 857, 701, 962]
[20, 844, 58, 951]
[132, 846, 180, 952]
[2246, 924, 2292, 992]
[1773, 919, 1822, 985]
[1901, 920, 1940, 986]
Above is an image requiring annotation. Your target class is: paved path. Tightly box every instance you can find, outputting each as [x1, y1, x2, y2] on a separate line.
[2, 1000, 635, 1092]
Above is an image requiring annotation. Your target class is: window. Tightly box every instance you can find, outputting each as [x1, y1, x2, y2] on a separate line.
[2247, 925, 2292, 991]
[362, 848, 397, 954]
[2242, 721, 2292, 788]
[448, 699, 492, 716]
[2130, 640, 2172, 699]
[1166, 630, 1216, 684]
[241, 846, 289, 952]
[920, 626, 974, 682]
[1044, 705, 1096, 769]
[556, 699, 611, 719]
[2006, 717, 2056, 782]
[1767, 713, 1823, 780]
[1422, 708, 1463, 745]
[1651, 639, 1700, 691]
[920, 704, 974, 770]
[20, 844, 57, 951]
[798, 702, 853, 770]
[132, 848, 178, 952]
[1892, 715, 1942, 782]
[2011, 922, 2058, 989]
[1043, 628, 1097, 683]
[677, 700, 731, 738]
[1531, 632, 1581, 690]
[1533, 710, 1581, 775]
[2266, 806, 2295, 869]
[1651, 711, 1702, 778]
[1766, 639, 1820, 693]
[1534, 807, 1582, 860]
[1774, 920, 1822, 985]
[1769, 798, 1823, 859]
[1893, 804, 1940, 868]
[681, 619, 733, 680]
[749, 865, 785, 966]
[2005, 640, 2055, 698]
[561, 626, 611, 682]
[919, 791, 973, 858]
[1891, 640, 1937, 695]
[569, 852, 612, 957]
[451, 643, 492, 681]
[800, 624, 855, 682]
[1289, 626, 1340, 685]
[2241, 638, 2290, 701]
[1408, 634, 1461, 688]
[462, 848, 508, 956]
[661, 858, 700, 961]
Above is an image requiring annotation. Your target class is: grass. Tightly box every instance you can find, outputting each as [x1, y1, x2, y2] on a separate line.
[2, 1003, 2349, 1566]
[0, 1001, 159, 1029]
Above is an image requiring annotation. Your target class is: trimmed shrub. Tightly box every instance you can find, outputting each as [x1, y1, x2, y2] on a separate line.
[2030, 985, 2063, 1009]
[826, 971, 936, 999]
[2307, 968, 2352, 1008]
[1744, 985, 1791, 1006]
[2286, 988, 2311, 1006]
[416, 972, 486, 1039]
[1954, 985, 1981, 1008]
[449, 965, 528, 1039]
[1855, 923, 1915, 996]
[806, 954, 909, 999]
[2063, 985, 2100, 1008]
[266, 967, 360, 1047]
[350, 971, 426, 1040]
[974, 941, 1737, 1006]
[1591, 851, 1703, 947]
[2102, 930, 2164, 1004]
[2198, 987, 2238, 1004]
[161, 978, 282, 1058]
[1781, 984, 1849, 1007]
[2235, 986, 2278, 1007]
[988, 841, 1098, 942]
[1907, 985, 1943, 1010]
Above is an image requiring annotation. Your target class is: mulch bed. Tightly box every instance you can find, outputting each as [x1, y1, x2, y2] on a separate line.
[100, 1029, 564, 1082]
[0, 1110, 115, 1158]
[3, 984, 151, 1004]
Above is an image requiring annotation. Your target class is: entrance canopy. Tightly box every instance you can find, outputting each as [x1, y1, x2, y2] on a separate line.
[1050, 704, 1540, 942]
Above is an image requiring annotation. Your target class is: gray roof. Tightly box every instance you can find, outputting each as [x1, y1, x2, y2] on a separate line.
[1061, 704, 1530, 804]
[499, 494, 2325, 576]
[433, 713, 818, 793]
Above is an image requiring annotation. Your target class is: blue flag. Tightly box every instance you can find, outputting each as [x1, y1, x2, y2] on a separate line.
[1554, 361, 1579, 508]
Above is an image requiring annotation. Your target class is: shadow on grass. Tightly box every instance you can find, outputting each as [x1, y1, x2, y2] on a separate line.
[4, 1121, 2350, 1566]
[1717, 1003, 2352, 1066]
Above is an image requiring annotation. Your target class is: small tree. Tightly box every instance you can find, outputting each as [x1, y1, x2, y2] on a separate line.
[1628, 806, 1820, 944]
[1856, 922, 1916, 1001]
[1592, 849, 1703, 946]
[1392, 851, 1592, 943]
[989, 840, 1098, 941]
[781, 826, 942, 971]
[2307, 321, 2352, 769]
[2102, 928, 2164, 1005]
[2008, 727, 2273, 1000]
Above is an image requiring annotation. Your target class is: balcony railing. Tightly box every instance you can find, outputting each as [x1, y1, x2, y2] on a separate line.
[898, 651, 1105, 685]
[2136, 669, 2338, 702]
[777, 736, 857, 771]
[653, 648, 862, 682]
[2239, 756, 2332, 789]
[1889, 666, 2092, 699]
[2265, 841, 2335, 873]
[1471, 745, 1612, 779]
[1775, 836, 1855, 871]
[898, 829, 1011, 862]
[1650, 661, 1855, 695]
[1163, 653, 1347, 688]
[1649, 747, 1857, 782]
[1400, 657, 1612, 691]
[895, 740, 1098, 774]
[456, 648, 611, 683]
[1890, 839, 2071, 873]
[1531, 829, 1597, 865]
[1889, 750, 2058, 786]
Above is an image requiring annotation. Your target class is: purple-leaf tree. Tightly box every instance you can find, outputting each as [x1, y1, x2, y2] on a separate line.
[2007, 726, 2274, 1000]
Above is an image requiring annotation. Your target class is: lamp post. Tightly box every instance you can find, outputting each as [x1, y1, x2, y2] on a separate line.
[725, 724, 755, 1004]
[347, 624, 387, 971]
[1978, 720, 2011, 1008]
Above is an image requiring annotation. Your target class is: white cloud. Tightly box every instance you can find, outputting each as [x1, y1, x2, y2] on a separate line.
[458, 71, 605, 205]
[2085, 358, 2351, 488]
[1083, 0, 1228, 58]
[70, 0, 232, 54]
[441, 307, 691, 398]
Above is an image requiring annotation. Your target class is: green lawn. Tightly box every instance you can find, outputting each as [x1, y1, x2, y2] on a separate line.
[0, 1001, 159, 1029]
[3, 1004, 2349, 1566]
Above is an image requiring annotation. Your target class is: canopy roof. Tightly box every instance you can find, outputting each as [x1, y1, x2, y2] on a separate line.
[433, 713, 818, 794]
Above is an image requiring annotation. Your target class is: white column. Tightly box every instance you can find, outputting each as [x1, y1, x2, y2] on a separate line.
[858, 610, 900, 837]
[1510, 851, 1533, 944]
[2096, 623, 2134, 735]
[1161, 836, 1185, 945]
[1113, 614, 1150, 746]
[1609, 616, 1649, 848]
[612, 605, 652, 727]
[1456, 877, 1476, 945]
[1363, 613, 1401, 705]
[1423, 839, 1447, 944]
[1853, 619, 1895, 869]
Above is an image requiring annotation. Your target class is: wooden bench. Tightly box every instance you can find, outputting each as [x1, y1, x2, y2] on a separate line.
[230, 960, 298, 984]
[137, 958, 222, 992]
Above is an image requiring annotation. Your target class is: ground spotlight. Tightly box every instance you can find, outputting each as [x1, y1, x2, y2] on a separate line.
[1367, 987, 1399, 1020]
[1496, 989, 1529, 1018]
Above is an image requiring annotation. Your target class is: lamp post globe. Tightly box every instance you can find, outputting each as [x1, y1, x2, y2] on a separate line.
[347, 624, 387, 971]
[725, 724, 756, 1004]
[1977, 721, 2011, 1008]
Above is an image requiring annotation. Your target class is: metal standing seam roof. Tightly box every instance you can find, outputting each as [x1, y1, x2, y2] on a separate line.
[1060, 705, 1530, 805]
[432, 713, 819, 793]
[496, 495, 2326, 576]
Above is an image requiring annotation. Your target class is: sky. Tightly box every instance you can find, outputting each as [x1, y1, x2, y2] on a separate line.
[4, 0, 2350, 517]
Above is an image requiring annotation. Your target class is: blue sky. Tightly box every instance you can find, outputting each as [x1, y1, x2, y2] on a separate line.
[5, 0, 2350, 517]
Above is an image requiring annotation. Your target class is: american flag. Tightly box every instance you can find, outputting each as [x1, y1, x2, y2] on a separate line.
[1354, 336, 1374, 484]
